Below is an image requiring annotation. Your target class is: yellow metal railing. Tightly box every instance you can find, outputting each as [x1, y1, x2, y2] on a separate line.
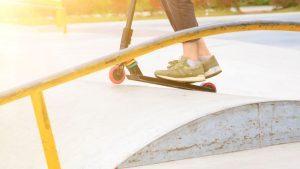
[0, 21, 299, 169]
[31, 92, 61, 169]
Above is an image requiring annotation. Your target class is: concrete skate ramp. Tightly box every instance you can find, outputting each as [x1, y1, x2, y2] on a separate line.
[0, 82, 299, 169]
[118, 100, 300, 168]
[127, 142, 300, 169]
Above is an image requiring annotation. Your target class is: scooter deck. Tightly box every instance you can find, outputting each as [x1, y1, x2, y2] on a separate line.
[127, 75, 215, 92]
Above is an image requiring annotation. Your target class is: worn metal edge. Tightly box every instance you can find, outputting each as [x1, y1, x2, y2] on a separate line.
[117, 100, 300, 168]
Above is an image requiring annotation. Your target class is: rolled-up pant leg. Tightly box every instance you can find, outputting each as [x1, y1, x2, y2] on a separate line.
[160, 0, 198, 32]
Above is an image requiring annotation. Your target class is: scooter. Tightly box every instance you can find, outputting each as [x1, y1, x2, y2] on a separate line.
[108, 0, 217, 92]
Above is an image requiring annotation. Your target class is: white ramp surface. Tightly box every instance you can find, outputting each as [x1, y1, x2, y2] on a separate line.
[1, 13, 300, 169]
[0, 81, 299, 169]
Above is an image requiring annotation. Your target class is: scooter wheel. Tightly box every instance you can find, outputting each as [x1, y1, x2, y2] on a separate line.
[109, 65, 126, 84]
[203, 82, 217, 93]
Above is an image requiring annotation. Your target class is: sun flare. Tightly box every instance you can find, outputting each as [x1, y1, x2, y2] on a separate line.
[0, 0, 13, 4]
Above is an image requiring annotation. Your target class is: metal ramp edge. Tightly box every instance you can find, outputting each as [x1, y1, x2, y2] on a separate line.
[118, 101, 300, 168]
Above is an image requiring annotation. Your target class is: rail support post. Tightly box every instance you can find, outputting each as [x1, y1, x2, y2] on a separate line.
[56, 8, 67, 34]
[31, 92, 61, 169]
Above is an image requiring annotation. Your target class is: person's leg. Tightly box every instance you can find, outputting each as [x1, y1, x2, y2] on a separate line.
[156, 0, 221, 82]
[197, 38, 212, 60]
[160, 0, 212, 61]
[160, 0, 198, 31]
[183, 41, 198, 61]
[155, 1, 204, 82]
[161, 0, 201, 61]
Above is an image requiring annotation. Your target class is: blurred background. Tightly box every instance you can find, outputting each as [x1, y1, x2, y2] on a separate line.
[0, 0, 299, 26]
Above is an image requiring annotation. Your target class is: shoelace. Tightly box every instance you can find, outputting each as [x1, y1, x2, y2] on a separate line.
[167, 60, 179, 69]
[170, 59, 189, 70]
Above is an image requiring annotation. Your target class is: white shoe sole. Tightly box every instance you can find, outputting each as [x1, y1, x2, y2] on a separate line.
[205, 66, 222, 78]
[156, 74, 206, 83]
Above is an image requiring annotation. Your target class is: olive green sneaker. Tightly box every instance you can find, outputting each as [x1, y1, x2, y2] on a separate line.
[203, 55, 222, 78]
[167, 55, 222, 79]
[167, 60, 180, 69]
[155, 58, 206, 83]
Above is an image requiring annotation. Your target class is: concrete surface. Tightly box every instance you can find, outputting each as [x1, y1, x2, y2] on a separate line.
[230, 5, 276, 13]
[0, 81, 299, 169]
[128, 142, 300, 169]
[0, 12, 300, 169]
[119, 101, 300, 168]
[1, 12, 300, 99]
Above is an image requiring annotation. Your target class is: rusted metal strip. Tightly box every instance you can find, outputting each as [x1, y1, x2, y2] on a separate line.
[117, 101, 300, 168]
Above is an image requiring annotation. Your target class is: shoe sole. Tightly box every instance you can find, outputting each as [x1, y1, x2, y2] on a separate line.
[205, 66, 222, 79]
[156, 74, 206, 83]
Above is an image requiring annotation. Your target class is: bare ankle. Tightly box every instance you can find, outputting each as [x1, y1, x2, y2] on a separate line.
[198, 54, 212, 61]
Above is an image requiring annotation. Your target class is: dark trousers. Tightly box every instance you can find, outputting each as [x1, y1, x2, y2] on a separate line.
[160, 0, 198, 31]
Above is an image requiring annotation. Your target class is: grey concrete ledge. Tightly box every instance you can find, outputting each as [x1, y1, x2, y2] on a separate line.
[118, 101, 300, 168]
